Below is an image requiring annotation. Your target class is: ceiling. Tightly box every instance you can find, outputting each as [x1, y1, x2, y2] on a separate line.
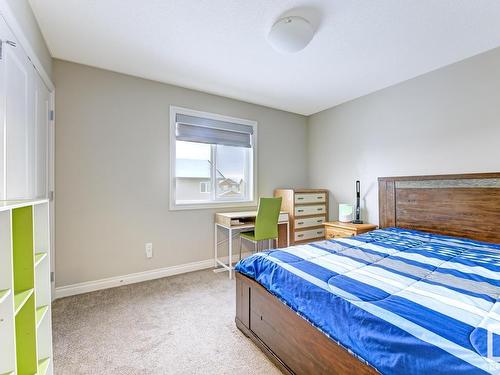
[29, 0, 500, 115]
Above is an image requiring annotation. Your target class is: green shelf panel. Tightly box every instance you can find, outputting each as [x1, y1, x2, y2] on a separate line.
[34, 252, 47, 268]
[14, 289, 34, 315]
[36, 305, 49, 328]
[12, 206, 34, 294]
[0, 288, 11, 304]
[15, 293, 37, 375]
[37, 358, 50, 375]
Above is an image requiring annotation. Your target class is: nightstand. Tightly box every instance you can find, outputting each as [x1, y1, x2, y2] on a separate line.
[323, 221, 377, 239]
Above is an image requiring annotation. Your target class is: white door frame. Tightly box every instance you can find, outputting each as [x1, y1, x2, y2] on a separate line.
[48, 90, 55, 299]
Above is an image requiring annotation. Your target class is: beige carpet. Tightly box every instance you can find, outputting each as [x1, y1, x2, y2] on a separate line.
[52, 270, 281, 374]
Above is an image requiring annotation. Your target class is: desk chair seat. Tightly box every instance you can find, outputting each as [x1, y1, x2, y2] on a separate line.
[239, 197, 282, 260]
[240, 231, 257, 241]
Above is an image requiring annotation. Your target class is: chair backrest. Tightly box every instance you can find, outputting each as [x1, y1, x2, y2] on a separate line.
[254, 197, 282, 241]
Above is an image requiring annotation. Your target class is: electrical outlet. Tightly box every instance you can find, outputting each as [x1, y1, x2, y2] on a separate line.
[145, 243, 153, 258]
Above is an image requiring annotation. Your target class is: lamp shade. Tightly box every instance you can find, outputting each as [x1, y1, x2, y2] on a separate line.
[268, 16, 314, 53]
[339, 204, 354, 223]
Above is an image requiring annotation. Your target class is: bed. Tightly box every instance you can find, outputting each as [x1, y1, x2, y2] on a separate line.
[234, 173, 500, 375]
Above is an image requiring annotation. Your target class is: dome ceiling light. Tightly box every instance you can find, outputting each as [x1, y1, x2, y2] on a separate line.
[267, 16, 315, 53]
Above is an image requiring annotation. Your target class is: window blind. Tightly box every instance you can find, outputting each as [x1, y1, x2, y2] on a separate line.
[175, 113, 253, 148]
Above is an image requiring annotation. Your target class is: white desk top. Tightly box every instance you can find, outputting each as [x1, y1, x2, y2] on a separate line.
[215, 210, 288, 219]
[215, 210, 289, 229]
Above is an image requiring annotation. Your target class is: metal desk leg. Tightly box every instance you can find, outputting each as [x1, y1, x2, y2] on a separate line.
[228, 227, 233, 279]
[214, 223, 218, 268]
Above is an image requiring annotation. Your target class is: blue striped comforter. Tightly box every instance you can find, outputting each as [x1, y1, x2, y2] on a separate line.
[235, 227, 500, 374]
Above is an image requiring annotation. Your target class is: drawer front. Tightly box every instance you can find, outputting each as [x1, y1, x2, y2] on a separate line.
[294, 216, 325, 229]
[325, 227, 355, 239]
[295, 204, 326, 216]
[295, 228, 325, 242]
[294, 193, 326, 204]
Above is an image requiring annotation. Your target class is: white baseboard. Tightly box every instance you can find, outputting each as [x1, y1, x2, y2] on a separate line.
[54, 252, 251, 299]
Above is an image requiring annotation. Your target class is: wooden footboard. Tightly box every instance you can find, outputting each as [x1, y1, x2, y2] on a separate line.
[235, 272, 377, 375]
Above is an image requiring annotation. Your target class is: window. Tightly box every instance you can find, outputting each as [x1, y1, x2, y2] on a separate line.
[200, 181, 210, 193]
[170, 107, 256, 210]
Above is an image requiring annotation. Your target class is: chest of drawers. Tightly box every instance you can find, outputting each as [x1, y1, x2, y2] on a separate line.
[274, 188, 329, 245]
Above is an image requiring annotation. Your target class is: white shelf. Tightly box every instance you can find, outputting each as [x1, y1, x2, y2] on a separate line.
[0, 289, 11, 304]
[14, 289, 34, 315]
[35, 252, 48, 267]
[0, 199, 49, 213]
[36, 305, 49, 328]
[38, 357, 50, 375]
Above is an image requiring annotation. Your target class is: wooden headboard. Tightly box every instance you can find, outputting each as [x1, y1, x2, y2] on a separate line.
[378, 173, 500, 244]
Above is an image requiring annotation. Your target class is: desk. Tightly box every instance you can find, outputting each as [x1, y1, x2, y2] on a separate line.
[214, 211, 289, 279]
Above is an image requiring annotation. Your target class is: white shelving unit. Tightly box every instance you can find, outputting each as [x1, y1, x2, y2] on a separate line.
[0, 8, 55, 374]
[0, 208, 15, 375]
[0, 199, 53, 375]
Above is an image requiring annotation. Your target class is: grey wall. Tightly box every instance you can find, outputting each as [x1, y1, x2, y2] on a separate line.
[53, 43, 500, 287]
[53, 59, 309, 287]
[308, 47, 500, 225]
[5, 0, 52, 78]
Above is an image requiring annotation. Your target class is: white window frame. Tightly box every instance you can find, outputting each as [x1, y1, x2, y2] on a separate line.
[169, 106, 257, 210]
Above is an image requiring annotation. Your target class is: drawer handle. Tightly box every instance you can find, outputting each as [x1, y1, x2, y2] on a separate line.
[317, 196, 322, 199]
[317, 208, 323, 211]
[316, 219, 322, 223]
[317, 231, 322, 235]
[297, 234, 304, 238]
[298, 209, 304, 212]
[297, 197, 304, 200]
[297, 222, 304, 225]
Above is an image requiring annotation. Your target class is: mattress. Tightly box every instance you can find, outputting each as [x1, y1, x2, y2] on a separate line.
[235, 227, 500, 374]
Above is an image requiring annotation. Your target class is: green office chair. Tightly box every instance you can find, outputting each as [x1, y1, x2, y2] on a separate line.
[239, 197, 282, 260]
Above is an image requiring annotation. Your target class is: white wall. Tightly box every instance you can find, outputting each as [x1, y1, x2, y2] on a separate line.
[53, 59, 309, 287]
[308, 47, 500, 225]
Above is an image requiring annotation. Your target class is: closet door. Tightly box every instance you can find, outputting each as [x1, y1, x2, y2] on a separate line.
[0, 16, 35, 200]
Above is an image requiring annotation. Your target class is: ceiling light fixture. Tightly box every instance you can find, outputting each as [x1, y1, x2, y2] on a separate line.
[267, 16, 314, 53]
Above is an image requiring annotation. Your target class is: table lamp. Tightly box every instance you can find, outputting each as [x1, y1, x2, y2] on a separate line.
[352, 180, 363, 224]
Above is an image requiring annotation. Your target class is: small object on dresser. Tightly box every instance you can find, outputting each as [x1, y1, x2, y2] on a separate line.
[352, 180, 363, 224]
[230, 219, 242, 225]
[324, 221, 377, 240]
[338, 204, 353, 222]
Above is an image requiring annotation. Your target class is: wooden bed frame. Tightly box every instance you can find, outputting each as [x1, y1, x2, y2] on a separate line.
[235, 172, 500, 374]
